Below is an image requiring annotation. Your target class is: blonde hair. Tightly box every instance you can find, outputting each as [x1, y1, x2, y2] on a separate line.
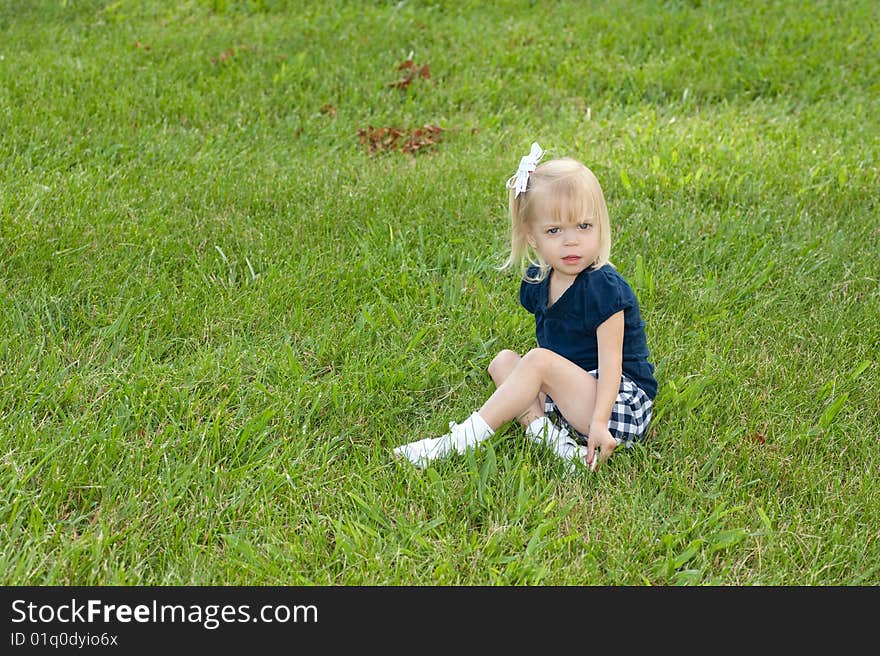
[501, 157, 612, 282]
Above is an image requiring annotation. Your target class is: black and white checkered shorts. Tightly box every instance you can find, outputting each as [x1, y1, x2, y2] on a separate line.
[544, 370, 653, 448]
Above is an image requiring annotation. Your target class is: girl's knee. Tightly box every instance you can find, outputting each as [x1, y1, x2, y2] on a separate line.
[522, 347, 553, 367]
[520, 348, 557, 378]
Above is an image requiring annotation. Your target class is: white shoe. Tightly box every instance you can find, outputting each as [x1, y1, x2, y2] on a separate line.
[393, 412, 493, 469]
[527, 417, 589, 472]
[392, 434, 453, 468]
[561, 443, 592, 474]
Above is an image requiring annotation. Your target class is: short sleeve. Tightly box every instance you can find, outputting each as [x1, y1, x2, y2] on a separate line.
[519, 280, 537, 314]
[519, 265, 542, 314]
[584, 268, 633, 328]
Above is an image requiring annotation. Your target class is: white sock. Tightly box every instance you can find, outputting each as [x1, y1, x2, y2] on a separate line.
[449, 411, 494, 451]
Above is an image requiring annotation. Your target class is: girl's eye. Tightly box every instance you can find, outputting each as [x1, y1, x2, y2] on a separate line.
[546, 227, 560, 235]
[578, 222, 593, 230]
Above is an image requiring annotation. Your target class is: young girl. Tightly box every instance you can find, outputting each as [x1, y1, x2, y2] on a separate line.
[393, 143, 657, 472]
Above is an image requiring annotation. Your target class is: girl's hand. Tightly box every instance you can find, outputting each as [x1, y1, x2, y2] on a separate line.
[586, 422, 617, 472]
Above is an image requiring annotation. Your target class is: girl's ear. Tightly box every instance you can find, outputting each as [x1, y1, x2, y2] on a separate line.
[526, 230, 537, 249]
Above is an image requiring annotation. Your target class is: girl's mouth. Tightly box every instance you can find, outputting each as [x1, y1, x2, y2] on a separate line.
[562, 256, 581, 264]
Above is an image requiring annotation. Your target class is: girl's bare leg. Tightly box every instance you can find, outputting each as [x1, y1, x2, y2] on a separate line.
[487, 350, 545, 427]
[480, 348, 599, 433]
[393, 348, 596, 469]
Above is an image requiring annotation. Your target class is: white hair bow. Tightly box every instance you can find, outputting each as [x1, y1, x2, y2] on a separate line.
[505, 142, 544, 198]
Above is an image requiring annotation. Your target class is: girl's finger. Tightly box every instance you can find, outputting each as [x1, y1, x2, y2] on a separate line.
[585, 445, 596, 466]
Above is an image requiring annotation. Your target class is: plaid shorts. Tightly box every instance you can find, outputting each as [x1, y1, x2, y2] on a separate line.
[544, 370, 653, 448]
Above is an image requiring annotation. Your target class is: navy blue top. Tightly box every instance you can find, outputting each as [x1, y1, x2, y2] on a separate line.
[519, 264, 657, 399]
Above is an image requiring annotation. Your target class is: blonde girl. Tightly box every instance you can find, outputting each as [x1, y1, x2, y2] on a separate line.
[394, 143, 657, 472]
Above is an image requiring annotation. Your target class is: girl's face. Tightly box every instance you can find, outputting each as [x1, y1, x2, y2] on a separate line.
[527, 216, 600, 277]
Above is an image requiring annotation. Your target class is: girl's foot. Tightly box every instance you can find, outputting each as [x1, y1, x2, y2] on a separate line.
[393, 412, 493, 469]
[526, 416, 590, 472]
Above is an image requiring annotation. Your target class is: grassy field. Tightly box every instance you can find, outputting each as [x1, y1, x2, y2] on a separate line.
[1, 0, 878, 585]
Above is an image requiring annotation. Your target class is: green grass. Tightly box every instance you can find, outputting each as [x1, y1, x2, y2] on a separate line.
[1, 0, 878, 585]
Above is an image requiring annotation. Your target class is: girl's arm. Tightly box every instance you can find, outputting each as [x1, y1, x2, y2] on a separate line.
[587, 310, 624, 468]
